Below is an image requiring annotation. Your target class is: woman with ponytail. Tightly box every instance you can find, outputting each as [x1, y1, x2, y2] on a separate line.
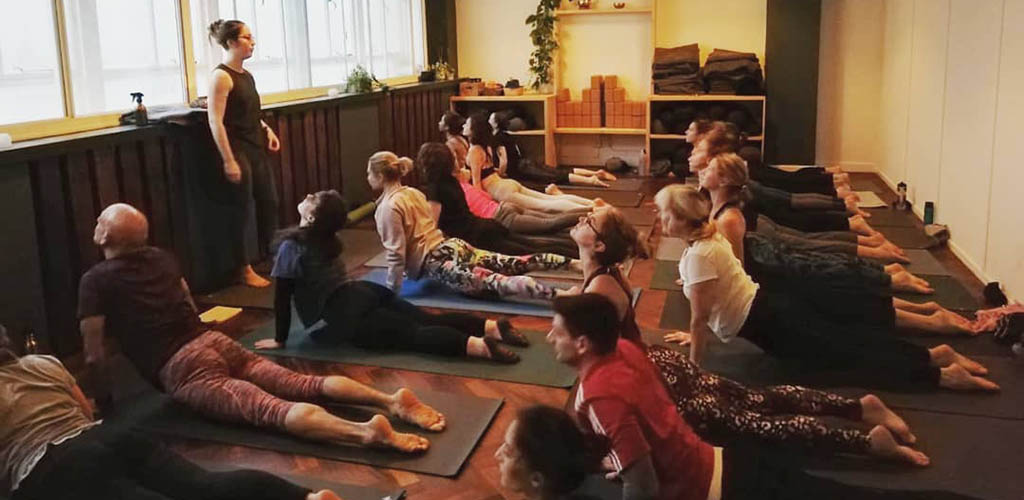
[369, 151, 576, 302]
[256, 190, 524, 363]
[207, 19, 281, 288]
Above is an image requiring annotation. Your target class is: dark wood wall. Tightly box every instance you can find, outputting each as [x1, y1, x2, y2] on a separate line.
[0, 80, 458, 356]
[765, 0, 822, 164]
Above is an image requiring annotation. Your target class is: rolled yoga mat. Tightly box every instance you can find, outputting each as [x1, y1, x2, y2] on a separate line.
[108, 389, 503, 477]
[895, 274, 980, 311]
[655, 237, 686, 262]
[361, 268, 641, 318]
[239, 313, 577, 388]
[194, 230, 384, 310]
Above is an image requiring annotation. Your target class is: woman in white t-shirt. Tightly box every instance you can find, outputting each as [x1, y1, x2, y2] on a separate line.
[654, 184, 998, 393]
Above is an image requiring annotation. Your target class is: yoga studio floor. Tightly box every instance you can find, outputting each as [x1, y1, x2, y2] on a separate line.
[82, 173, 1018, 500]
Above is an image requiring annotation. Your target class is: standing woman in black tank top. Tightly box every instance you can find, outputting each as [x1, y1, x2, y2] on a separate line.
[207, 19, 280, 287]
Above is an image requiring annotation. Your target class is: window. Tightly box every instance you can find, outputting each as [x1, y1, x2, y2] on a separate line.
[191, 0, 289, 95]
[62, 0, 186, 115]
[0, 0, 65, 125]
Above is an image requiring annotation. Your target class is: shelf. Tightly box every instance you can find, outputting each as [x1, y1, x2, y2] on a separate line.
[509, 130, 546, 136]
[649, 95, 765, 102]
[555, 8, 653, 16]
[451, 94, 553, 102]
[650, 133, 764, 141]
[555, 127, 647, 136]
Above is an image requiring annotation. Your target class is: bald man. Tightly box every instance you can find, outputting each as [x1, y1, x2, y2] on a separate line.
[79, 203, 446, 453]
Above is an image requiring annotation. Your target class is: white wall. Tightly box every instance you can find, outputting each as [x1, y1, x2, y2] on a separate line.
[820, 0, 1024, 300]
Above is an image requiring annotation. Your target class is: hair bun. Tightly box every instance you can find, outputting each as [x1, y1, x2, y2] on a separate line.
[396, 157, 414, 176]
[208, 19, 224, 38]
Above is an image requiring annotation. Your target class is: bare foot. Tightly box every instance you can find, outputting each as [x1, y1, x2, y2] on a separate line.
[596, 169, 618, 181]
[864, 232, 887, 247]
[938, 364, 999, 392]
[590, 178, 611, 188]
[868, 426, 929, 466]
[930, 345, 988, 375]
[389, 388, 446, 431]
[933, 310, 977, 336]
[884, 263, 906, 274]
[240, 265, 270, 287]
[837, 186, 858, 201]
[592, 198, 608, 208]
[545, 184, 565, 195]
[891, 271, 933, 294]
[860, 394, 915, 443]
[364, 414, 430, 452]
[307, 490, 343, 500]
[674, 278, 683, 286]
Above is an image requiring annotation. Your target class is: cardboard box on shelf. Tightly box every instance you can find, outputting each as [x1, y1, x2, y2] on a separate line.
[583, 88, 593, 102]
[557, 88, 571, 101]
[591, 75, 603, 89]
[557, 101, 568, 114]
[590, 102, 600, 115]
[612, 87, 625, 102]
[604, 75, 618, 89]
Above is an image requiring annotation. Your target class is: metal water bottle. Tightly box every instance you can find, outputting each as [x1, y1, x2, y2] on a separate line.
[896, 182, 908, 211]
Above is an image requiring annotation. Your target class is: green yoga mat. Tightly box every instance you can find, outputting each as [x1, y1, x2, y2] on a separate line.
[239, 316, 577, 388]
[658, 290, 691, 330]
[650, 259, 681, 291]
[110, 389, 502, 477]
[895, 274, 979, 311]
[655, 237, 686, 262]
[877, 226, 937, 249]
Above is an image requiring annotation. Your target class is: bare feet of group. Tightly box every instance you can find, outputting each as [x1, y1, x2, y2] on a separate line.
[365, 388, 446, 453]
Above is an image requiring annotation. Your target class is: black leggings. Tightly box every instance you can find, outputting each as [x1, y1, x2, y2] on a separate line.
[750, 198, 850, 232]
[737, 289, 938, 391]
[13, 427, 308, 500]
[722, 445, 980, 500]
[749, 164, 837, 195]
[320, 280, 485, 357]
[510, 158, 571, 185]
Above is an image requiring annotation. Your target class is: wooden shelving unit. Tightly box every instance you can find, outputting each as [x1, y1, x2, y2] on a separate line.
[555, 127, 647, 135]
[451, 94, 553, 102]
[554, 8, 653, 16]
[649, 94, 765, 102]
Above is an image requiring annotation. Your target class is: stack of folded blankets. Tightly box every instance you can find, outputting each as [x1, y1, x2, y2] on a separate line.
[652, 43, 703, 95]
[703, 48, 763, 95]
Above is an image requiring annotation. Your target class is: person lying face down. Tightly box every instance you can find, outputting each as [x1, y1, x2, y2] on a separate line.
[79, 202, 445, 454]
[0, 323, 341, 500]
[540, 295, 987, 500]
[256, 188, 525, 364]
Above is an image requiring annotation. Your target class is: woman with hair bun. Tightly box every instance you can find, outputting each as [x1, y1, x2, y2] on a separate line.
[368, 151, 577, 302]
[207, 19, 281, 288]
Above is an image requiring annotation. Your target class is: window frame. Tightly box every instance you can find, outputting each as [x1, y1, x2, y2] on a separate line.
[0, 0, 427, 142]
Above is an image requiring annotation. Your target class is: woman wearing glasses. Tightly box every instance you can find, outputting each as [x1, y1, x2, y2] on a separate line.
[207, 19, 281, 288]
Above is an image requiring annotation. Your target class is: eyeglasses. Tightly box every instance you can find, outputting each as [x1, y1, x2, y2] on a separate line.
[584, 214, 603, 241]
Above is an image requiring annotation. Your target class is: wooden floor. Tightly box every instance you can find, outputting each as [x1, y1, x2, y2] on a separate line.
[156, 173, 986, 500]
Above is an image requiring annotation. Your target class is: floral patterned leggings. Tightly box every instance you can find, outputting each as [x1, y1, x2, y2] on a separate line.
[646, 345, 871, 453]
[422, 238, 570, 300]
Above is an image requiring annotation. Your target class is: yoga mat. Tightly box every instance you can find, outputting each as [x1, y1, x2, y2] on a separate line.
[806, 409, 1022, 500]
[655, 236, 686, 262]
[616, 206, 657, 226]
[239, 316, 577, 388]
[865, 208, 918, 228]
[854, 190, 887, 208]
[570, 189, 645, 207]
[110, 389, 503, 477]
[650, 259, 682, 291]
[196, 462, 405, 500]
[556, 177, 647, 192]
[895, 274, 980, 311]
[195, 230, 384, 310]
[900, 249, 950, 276]
[658, 290, 692, 330]
[877, 226, 937, 249]
[905, 333, 1014, 358]
[365, 252, 635, 281]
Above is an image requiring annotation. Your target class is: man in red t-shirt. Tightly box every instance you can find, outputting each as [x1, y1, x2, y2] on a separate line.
[547, 293, 720, 500]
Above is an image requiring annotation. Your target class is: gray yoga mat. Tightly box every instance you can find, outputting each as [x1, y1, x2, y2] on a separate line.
[195, 462, 405, 500]
[899, 249, 950, 276]
[895, 274, 980, 311]
[655, 236, 686, 262]
[650, 259, 682, 291]
[110, 389, 502, 477]
[806, 409, 1022, 500]
[658, 290, 691, 330]
[865, 208, 918, 227]
[239, 316, 577, 388]
[616, 206, 657, 226]
[877, 226, 937, 249]
[570, 189, 645, 207]
[905, 333, 1013, 358]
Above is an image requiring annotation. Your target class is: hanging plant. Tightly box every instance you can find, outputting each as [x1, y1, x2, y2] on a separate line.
[525, 0, 560, 91]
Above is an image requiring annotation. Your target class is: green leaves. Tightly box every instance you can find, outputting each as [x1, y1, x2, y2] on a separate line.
[525, 0, 560, 90]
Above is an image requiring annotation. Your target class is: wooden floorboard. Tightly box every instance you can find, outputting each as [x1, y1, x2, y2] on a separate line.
[73, 172, 997, 499]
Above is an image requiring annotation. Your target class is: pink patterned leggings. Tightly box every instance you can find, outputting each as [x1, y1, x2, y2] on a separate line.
[158, 331, 325, 430]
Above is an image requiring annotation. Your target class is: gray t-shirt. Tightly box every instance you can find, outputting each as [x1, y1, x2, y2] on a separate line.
[0, 356, 96, 493]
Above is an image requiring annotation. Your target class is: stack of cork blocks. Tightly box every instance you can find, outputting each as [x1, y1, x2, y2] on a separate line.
[556, 75, 645, 129]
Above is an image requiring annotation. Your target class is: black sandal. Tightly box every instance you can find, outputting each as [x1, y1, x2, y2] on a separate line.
[484, 337, 521, 364]
[498, 319, 530, 347]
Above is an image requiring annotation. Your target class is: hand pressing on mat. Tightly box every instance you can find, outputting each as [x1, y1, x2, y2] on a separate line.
[254, 339, 284, 350]
[388, 388, 447, 432]
[664, 331, 692, 346]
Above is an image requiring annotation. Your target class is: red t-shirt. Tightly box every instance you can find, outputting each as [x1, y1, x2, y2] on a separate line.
[574, 339, 714, 500]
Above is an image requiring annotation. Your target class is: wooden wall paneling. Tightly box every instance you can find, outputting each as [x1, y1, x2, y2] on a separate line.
[395, 94, 409, 158]
[326, 106, 342, 190]
[31, 157, 79, 355]
[262, 113, 285, 225]
[0, 163, 48, 349]
[118, 141, 146, 210]
[315, 108, 329, 189]
[161, 136, 192, 267]
[93, 145, 120, 209]
[276, 115, 296, 226]
[64, 150, 100, 271]
[289, 114, 308, 204]
[142, 137, 173, 249]
[303, 111, 318, 192]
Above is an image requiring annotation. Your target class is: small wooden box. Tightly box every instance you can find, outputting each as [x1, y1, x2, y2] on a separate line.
[557, 88, 571, 101]
[591, 75, 603, 89]
[604, 75, 618, 89]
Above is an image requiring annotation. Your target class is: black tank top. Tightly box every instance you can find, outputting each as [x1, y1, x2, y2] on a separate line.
[583, 266, 641, 344]
[713, 199, 757, 229]
[216, 64, 263, 149]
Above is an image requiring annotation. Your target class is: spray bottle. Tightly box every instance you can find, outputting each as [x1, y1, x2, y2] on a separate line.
[131, 92, 148, 126]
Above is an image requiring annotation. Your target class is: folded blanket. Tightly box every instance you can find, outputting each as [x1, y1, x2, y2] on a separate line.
[654, 43, 700, 66]
[706, 48, 759, 63]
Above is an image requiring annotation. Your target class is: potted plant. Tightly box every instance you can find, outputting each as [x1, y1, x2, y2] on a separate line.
[344, 65, 387, 93]
[525, 0, 559, 93]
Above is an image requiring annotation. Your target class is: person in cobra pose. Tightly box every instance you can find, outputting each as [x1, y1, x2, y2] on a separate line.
[565, 207, 930, 465]
[369, 151, 576, 301]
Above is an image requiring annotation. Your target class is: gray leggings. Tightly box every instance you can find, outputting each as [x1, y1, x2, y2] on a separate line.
[754, 215, 858, 255]
[493, 203, 588, 234]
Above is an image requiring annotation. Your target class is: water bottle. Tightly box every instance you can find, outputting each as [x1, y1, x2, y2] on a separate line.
[923, 201, 935, 225]
[896, 182, 908, 211]
[23, 331, 38, 354]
